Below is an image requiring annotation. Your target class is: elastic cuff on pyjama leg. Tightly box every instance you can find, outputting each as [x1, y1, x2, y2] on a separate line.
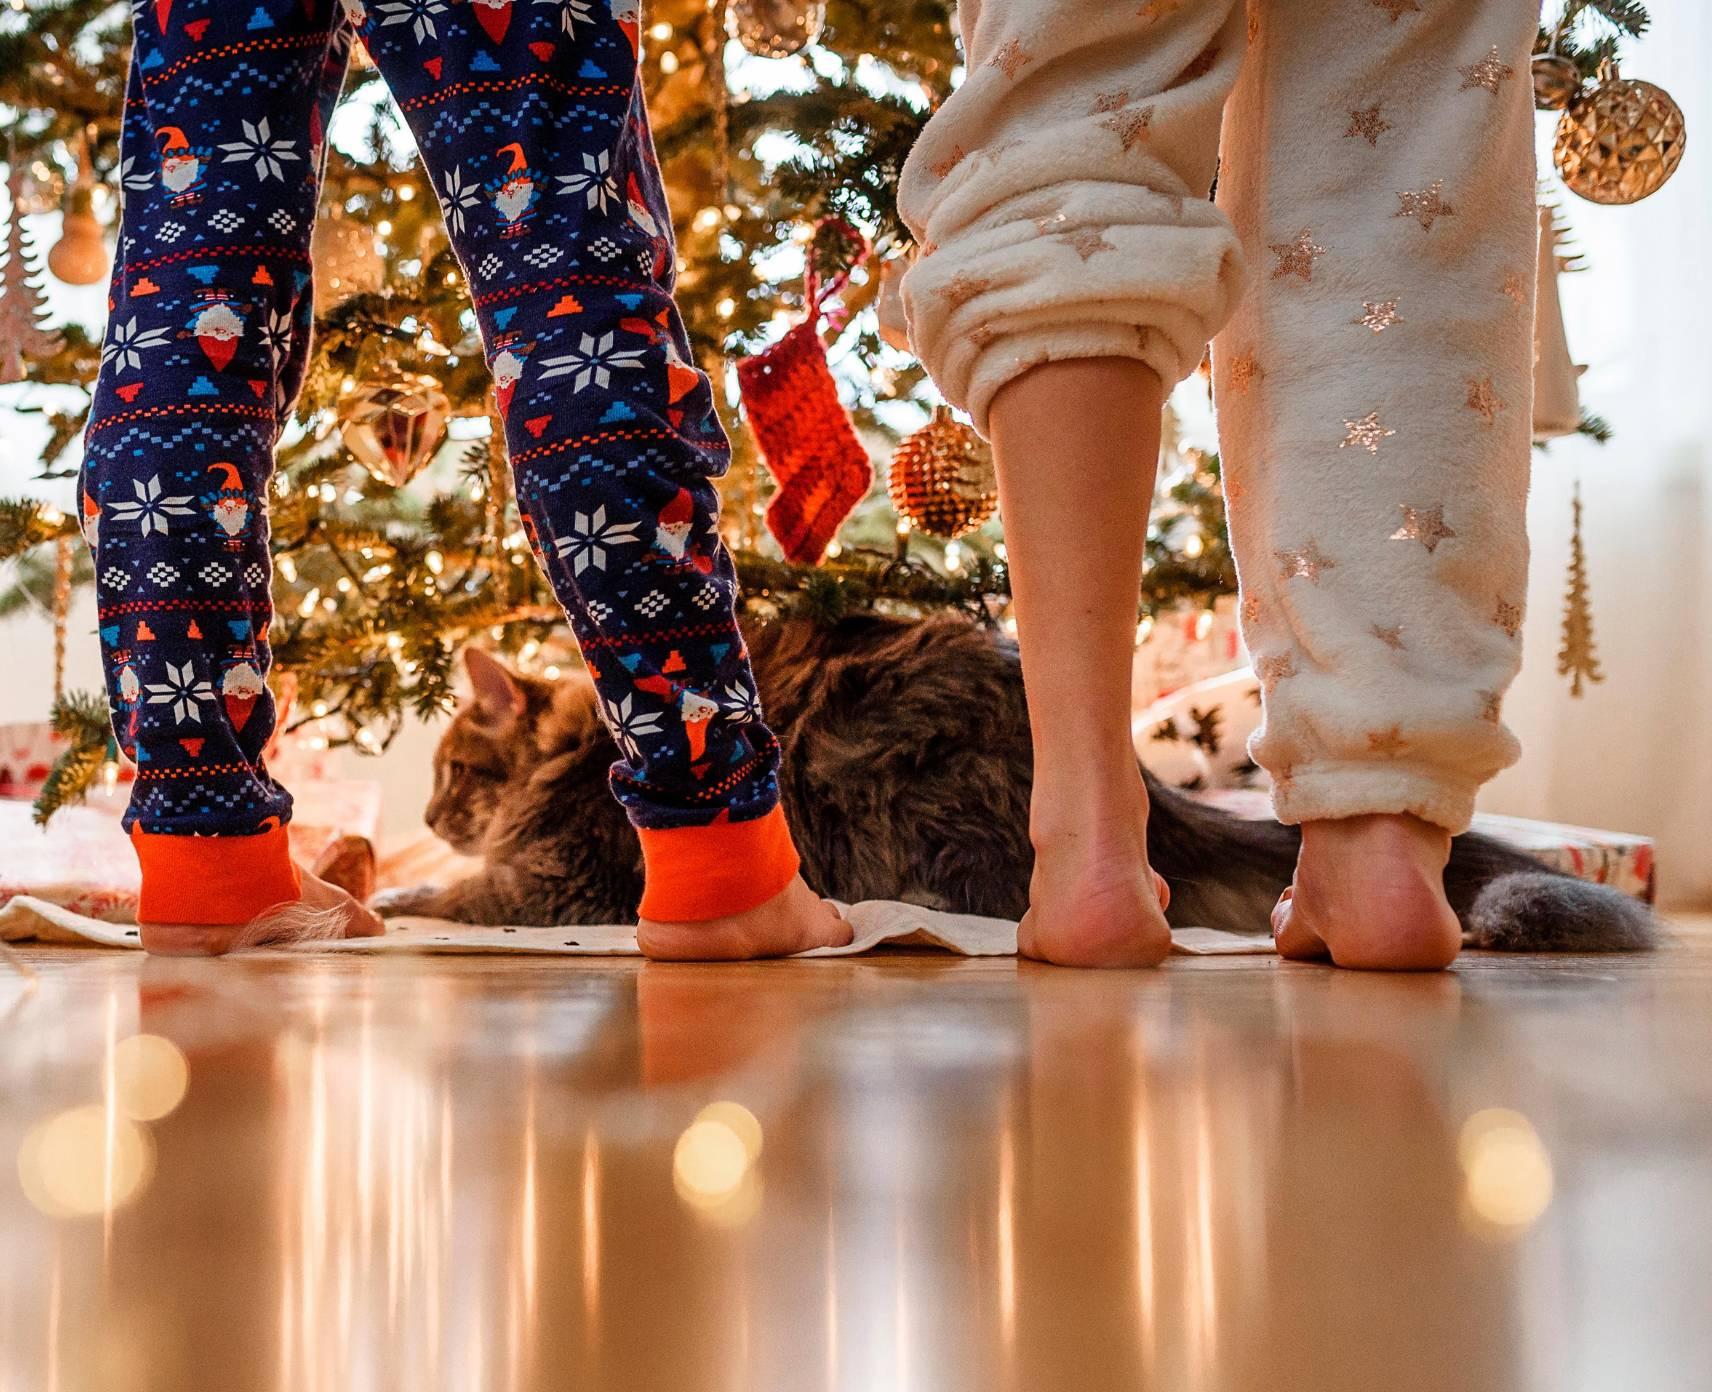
[1269, 764, 1480, 837]
[131, 823, 302, 926]
[636, 804, 801, 922]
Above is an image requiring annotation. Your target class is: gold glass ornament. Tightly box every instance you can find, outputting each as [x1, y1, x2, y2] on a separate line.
[1530, 52, 1581, 111]
[338, 370, 451, 487]
[728, 0, 826, 58]
[1553, 62, 1686, 205]
[888, 406, 998, 540]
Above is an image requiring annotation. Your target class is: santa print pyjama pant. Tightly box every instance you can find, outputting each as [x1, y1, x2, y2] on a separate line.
[898, 0, 1538, 834]
[82, 0, 798, 927]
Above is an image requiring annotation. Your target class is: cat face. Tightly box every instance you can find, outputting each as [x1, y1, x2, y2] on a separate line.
[425, 648, 542, 853]
[426, 648, 606, 855]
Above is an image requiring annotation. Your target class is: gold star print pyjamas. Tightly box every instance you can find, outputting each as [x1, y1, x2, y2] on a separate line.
[897, 0, 1538, 833]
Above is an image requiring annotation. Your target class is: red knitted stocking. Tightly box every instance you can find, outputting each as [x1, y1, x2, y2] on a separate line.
[736, 247, 871, 565]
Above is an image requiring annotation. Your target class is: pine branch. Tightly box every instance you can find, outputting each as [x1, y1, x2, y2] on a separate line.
[31, 689, 112, 825]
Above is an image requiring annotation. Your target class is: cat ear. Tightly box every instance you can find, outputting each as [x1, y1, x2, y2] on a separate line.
[464, 646, 526, 723]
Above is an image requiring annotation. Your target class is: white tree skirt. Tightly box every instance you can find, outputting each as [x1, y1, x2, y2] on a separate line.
[0, 894, 1268, 958]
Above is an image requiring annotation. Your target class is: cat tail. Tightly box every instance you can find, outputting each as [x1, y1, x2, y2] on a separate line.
[1140, 771, 1659, 952]
[1443, 835, 1660, 953]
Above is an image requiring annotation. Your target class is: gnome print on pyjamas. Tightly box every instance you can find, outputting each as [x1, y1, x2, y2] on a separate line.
[616, 310, 701, 426]
[631, 656, 721, 769]
[115, 659, 143, 746]
[220, 660, 265, 735]
[489, 145, 544, 238]
[190, 300, 245, 372]
[469, 0, 514, 42]
[651, 488, 713, 573]
[155, 126, 210, 206]
[204, 463, 252, 552]
[610, 0, 641, 56]
[490, 338, 534, 414]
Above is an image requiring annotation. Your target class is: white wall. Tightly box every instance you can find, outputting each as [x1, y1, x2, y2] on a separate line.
[1480, 6, 1711, 907]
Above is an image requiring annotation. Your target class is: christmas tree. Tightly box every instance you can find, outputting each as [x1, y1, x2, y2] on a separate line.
[9, 0, 1646, 814]
[0, 0, 1238, 820]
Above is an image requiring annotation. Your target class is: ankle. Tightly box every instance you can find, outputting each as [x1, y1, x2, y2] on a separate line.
[1029, 781, 1151, 853]
[1299, 812, 1450, 864]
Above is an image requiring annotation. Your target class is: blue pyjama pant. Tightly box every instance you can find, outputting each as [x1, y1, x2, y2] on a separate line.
[83, 0, 798, 925]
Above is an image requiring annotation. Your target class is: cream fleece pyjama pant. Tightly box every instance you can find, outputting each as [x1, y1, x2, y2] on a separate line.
[898, 0, 1539, 834]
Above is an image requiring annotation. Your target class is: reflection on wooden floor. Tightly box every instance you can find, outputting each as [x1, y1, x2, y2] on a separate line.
[2, 924, 1710, 1391]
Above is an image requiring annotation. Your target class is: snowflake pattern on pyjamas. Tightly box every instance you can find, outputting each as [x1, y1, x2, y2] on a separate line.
[82, 0, 785, 843]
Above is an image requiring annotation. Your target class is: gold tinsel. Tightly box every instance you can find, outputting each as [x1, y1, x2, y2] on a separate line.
[1553, 62, 1687, 206]
[888, 406, 998, 540]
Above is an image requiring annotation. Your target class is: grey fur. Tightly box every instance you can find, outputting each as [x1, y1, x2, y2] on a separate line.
[1465, 872, 1661, 952]
[395, 613, 1657, 953]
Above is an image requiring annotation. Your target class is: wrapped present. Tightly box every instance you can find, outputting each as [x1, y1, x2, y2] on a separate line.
[1188, 781, 1656, 905]
[0, 723, 63, 802]
[1, 722, 138, 803]
[1138, 670, 1655, 902]
[1135, 666, 1265, 792]
[1468, 812, 1655, 903]
[0, 779, 384, 921]
[1132, 597, 1247, 711]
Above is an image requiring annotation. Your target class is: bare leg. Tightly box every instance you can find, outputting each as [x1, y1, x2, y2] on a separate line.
[988, 358, 1173, 968]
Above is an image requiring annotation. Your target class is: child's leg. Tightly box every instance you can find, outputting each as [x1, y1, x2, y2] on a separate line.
[82, 1, 379, 950]
[356, 2, 843, 957]
[989, 361, 1174, 966]
[1214, 0, 1539, 968]
[898, 0, 1248, 964]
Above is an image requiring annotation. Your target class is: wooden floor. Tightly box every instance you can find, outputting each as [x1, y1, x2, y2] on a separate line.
[2, 922, 1710, 1392]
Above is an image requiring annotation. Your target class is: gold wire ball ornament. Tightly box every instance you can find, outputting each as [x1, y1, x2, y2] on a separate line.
[1553, 62, 1687, 205]
[888, 405, 999, 540]
[338, 370, 451, 487]
[728, 0, 826, 58]
[1530, 52, 1582, 111]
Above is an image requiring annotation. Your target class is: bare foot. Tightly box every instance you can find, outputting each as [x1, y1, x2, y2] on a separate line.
[1272, 814, 1462, 971]
[636, 873, 852, 961]
[139, 868, 386, 957]
[1018, 806, 1173, 968]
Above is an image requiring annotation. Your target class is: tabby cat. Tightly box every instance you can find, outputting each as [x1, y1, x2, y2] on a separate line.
[375, 613, 1655, 950]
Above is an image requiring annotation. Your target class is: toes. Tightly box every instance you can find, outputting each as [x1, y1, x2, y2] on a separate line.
[1152, 871, 1171, 912]
[1271, 890, 1330, 962]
